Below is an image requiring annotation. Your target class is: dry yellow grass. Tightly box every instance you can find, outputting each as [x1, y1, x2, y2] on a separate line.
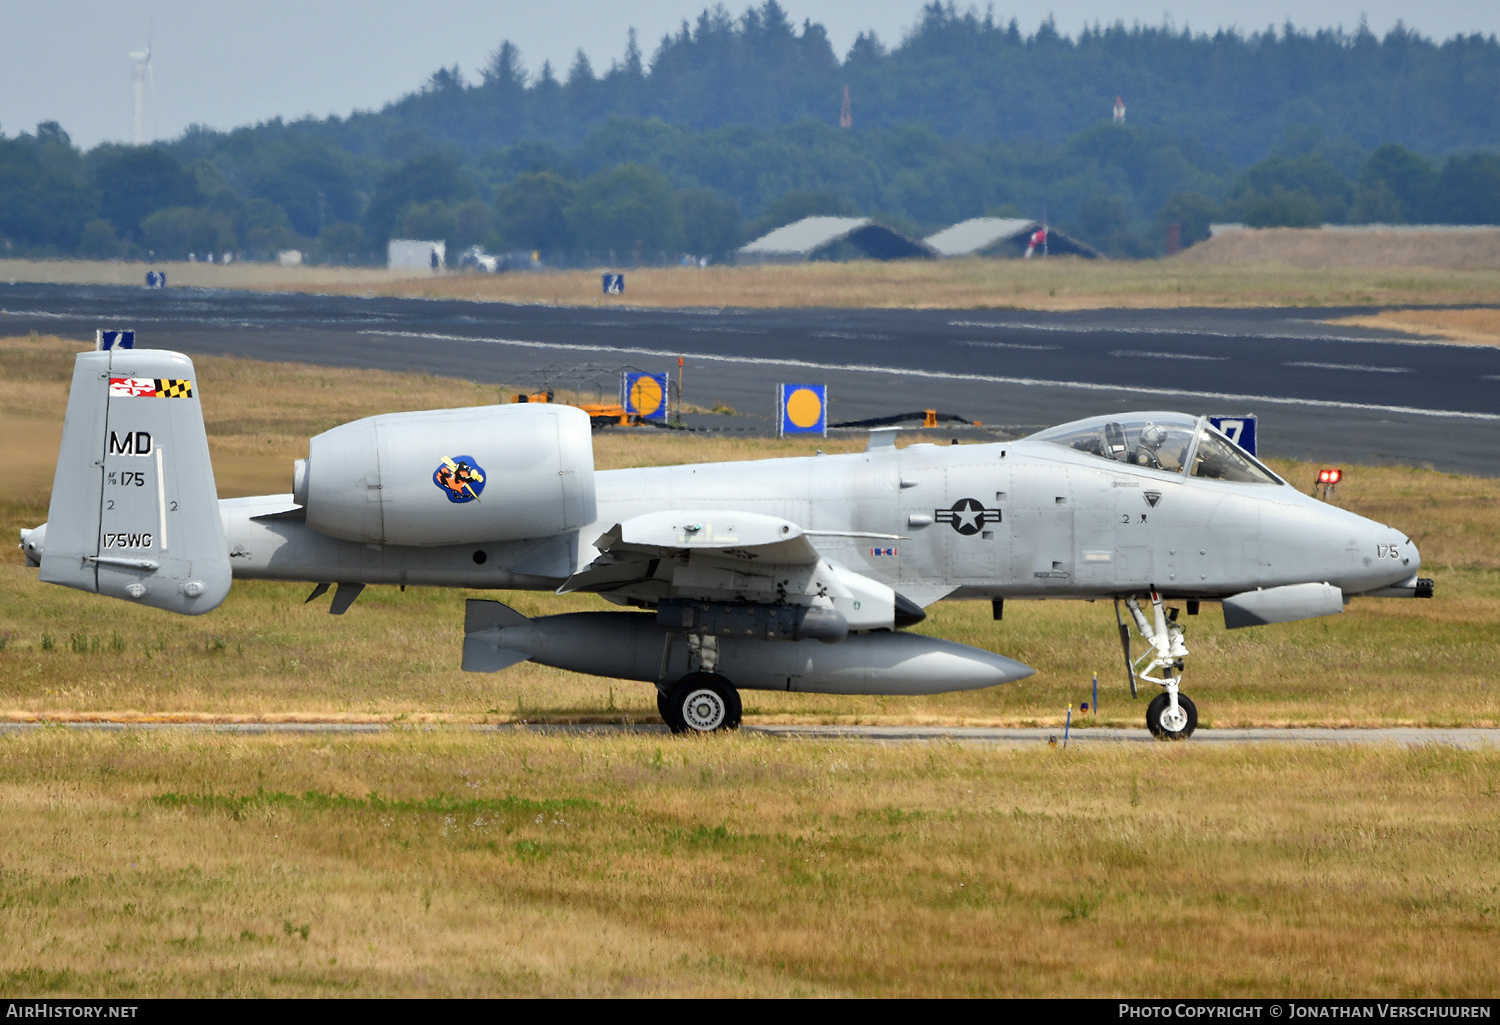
[2, 333, 1497, 728]
[7, 254, 1500, 310]
[1327, 308, 1500, 347]
[0, 257, 402, 291]
[0, 729, 1496, 997]
[5, 312, 1496, 1000]
[1181, 227, 1500, 271]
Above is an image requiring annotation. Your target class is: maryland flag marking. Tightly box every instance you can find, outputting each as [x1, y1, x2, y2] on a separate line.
[109, 377, 193, 398]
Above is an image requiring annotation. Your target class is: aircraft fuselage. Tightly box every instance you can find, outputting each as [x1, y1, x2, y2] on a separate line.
[215, 438, 1419, 602]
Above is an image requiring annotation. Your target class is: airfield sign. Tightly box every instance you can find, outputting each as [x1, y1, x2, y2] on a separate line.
[1209, 414, 1257, 455]
[623, 371, 668, 421]
[777, 383, 828, 437]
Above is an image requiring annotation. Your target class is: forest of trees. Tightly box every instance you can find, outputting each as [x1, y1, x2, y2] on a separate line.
[2, 3, 1498, 265]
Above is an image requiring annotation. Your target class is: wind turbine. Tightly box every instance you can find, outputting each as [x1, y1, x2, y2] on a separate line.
[129, 24, 153, 145]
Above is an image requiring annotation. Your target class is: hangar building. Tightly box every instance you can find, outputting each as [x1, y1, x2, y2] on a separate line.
[924, 218, 1100, 259]
[736, 217, 935, 263]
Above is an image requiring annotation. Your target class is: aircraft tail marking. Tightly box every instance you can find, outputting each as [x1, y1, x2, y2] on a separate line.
[38, 348, 230, 615]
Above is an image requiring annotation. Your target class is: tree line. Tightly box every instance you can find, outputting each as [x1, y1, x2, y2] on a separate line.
[316, 2, 1500, 167]
[3, 113, 1497, 264]
[1, 2, 1498, 264]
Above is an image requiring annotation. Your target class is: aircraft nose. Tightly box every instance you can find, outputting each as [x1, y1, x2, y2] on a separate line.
[1358, 518, 1420, 589]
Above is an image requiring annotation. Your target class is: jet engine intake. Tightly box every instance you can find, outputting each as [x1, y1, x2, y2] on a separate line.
[295, 404, 596, 547]
[658, 599, 849, 643]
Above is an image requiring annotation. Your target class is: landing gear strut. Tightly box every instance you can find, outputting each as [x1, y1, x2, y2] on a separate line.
[658, 672, 742, 734]
[1115, 592, 1197, 740]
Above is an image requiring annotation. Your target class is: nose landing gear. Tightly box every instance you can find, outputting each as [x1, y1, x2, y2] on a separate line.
[1115, 592, 1197, 740]
[1146, 690, 1197, 740]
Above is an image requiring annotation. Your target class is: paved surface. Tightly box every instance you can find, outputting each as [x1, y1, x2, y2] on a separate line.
[2, 721, 1496, 747]
[3, 282, 1498, 473]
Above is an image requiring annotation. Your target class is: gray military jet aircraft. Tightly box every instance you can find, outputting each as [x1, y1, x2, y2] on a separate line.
[22, 348, 1432, 738]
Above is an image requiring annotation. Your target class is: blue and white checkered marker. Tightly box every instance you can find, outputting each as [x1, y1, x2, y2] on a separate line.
[623, 371, 668, 421]
[778, 383, 827, 437]
[1209, 414, 1257, 456]
[602, 273, 625, 295]
[96, 330, 135, 351]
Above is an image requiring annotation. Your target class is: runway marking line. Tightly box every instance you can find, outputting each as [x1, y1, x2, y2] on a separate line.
[1287, 360, 1411, 373]
[947, 318, 1490, 349]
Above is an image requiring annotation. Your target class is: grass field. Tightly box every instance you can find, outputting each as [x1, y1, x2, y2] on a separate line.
[6, 250, 1500, 310]
[2, 336, 1498, 999]
[1181, 227, 1500, 272]
[2, 333, 1497, 729]
[1327, 308, 1500, 347]
[0, 729, 1496, 997]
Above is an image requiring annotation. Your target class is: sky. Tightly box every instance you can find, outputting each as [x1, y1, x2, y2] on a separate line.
[4, 1, 1497, 150]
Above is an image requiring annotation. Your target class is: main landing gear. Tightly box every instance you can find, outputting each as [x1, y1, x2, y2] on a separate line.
[656, 631, 742, 733]
[1114, 592, 1197, 740]
[658, 672, 743, 734]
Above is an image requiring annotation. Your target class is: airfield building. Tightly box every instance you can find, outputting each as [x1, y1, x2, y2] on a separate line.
[736, 216, 935, 263]
[924, 218, 1100, 259]
[388, 239, 446, 272]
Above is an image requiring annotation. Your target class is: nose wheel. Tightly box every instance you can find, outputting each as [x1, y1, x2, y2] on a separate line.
[1115, 592, 1199, 740]
[658, 672, 742, 734]
[1146, 690, 1197, 740]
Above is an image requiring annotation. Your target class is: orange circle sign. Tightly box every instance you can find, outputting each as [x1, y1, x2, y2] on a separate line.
[629, 376, 663, 416]
[785, 387, 823, 428]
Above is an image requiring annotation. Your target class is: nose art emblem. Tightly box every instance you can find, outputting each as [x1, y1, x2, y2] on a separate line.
[1143, 491, 1162, 508]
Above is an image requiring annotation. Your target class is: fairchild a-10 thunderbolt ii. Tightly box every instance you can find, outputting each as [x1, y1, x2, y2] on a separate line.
[22, 347, 1433, 738]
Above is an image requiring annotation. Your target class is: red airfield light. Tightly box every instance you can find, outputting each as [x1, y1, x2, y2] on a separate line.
[1314, 468, 1343, 501]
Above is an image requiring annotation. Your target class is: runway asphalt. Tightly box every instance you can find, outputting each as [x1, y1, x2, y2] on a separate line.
[2, 721, 1497, 747]
[3, 282, 1498, 473]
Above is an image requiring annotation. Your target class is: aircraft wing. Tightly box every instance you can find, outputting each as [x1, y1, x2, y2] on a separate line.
[560, 510, 820, 595]
[560, 510, 907, 632]
[598, 509, 822, 563]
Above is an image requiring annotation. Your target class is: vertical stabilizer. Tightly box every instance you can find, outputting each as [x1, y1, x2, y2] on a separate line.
[37, 349, 231, 615]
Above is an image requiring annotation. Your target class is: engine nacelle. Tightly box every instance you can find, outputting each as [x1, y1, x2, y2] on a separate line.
[295, 404, 596, 547]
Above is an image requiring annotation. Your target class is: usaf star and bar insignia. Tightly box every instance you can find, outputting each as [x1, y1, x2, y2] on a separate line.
[109, 377, 194, 398]
[936, 498, 1002, 536]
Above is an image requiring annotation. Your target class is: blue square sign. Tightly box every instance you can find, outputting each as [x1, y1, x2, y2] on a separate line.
[1208, 414, 1257, 455]
[602, 273, 625, 295]
[96, 329, 135, 351]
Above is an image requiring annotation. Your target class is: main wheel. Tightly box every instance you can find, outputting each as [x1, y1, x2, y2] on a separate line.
[1146, 691, 1197, 740]
[661, 673, 742, 734]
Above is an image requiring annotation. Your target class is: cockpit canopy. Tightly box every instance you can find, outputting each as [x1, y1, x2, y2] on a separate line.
[1028, 412, 1282, 484]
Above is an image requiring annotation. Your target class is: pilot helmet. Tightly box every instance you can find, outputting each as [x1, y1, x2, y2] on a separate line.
[1134, 423, 1169, 465]
[1138, 423, 1168, 450]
